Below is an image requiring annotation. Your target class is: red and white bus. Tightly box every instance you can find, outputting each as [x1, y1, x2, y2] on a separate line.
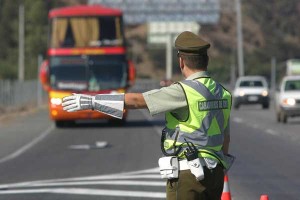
[40, 5, 135, 127]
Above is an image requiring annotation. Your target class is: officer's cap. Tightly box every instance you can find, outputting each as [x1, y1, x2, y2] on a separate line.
[175, 31, 210, 55]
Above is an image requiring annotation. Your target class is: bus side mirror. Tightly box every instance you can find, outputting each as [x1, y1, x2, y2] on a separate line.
[128, 60, 136, 87]
[39, 60, 50, 91]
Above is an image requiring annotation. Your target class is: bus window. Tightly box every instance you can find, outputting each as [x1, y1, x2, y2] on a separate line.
[49, 55, 128, 91]
[89, 60, 127, 91]
[50, 16, 124, 48]
[49, 56, 88, 91]
[63, 23, 75, 47]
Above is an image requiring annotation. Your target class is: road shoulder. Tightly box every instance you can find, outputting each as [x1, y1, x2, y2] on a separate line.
[0, 106, 53, 162]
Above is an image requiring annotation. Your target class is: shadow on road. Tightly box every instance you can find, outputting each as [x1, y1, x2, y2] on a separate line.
[57, 119, 165, 129]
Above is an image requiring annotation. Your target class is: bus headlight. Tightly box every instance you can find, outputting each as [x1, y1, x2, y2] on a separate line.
[51, 98, 62, 105]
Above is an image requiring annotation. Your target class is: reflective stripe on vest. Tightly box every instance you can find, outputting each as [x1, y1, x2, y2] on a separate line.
[163, 77, 232, 168]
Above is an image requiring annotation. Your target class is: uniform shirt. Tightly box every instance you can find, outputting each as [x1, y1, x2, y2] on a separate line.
[143, 71, 229, 169]
[143, 71, 208, 117]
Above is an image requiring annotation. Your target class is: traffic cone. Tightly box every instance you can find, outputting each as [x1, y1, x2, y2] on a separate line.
[221, 174, 231, 200]
[260, 194, 269, 200]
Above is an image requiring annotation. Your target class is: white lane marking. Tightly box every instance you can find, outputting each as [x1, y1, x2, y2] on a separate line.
[0, 167, 166, 198]
[68, 141, 109, 150]
[265, 129, 278, 136]
[0, 125, 54, 163]
[0, 111, 165, 197]
[1, 180, 165, 188]
[0, 167, 161, 189]
[35, 168, 161, 184]
[232, 117, 243, 123]
[0, 188, 166, 198]
[39, 174, 162, 183]
[233, 116, 279, 137]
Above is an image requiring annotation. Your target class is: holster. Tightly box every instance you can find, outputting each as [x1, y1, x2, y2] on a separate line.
[187, 158, 205, 181]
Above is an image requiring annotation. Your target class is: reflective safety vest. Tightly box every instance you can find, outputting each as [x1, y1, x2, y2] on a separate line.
[163, 77, 232, 169]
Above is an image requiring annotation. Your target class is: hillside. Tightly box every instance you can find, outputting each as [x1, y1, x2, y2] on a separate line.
[125, 0, 300, 82]
[0, 0, 299, 82]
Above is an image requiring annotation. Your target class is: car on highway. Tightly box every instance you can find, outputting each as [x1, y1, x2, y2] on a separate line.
[233, 76, 270, 109]
[275, 75, 300, 123]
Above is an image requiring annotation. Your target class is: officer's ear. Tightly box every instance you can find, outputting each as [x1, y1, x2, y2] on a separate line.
[179, 57, 184, 70]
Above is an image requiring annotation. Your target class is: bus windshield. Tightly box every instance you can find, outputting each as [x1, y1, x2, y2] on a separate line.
[50, 16, 124, 48]
[49, 55, 128, 91]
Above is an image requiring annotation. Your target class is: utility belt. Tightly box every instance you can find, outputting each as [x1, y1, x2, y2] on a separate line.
[158, 129, 207, 181]
[158, 128, 229, 181]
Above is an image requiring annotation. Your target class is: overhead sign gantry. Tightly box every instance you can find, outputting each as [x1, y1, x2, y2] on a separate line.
[89, 0, 220, 25]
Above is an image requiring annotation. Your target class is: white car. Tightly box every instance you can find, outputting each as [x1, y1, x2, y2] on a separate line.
[275, 75, 300, 123]
[233, 76, 270, 109]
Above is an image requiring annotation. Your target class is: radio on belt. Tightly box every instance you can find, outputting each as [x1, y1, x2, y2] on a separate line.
[184, 141, 205, 181]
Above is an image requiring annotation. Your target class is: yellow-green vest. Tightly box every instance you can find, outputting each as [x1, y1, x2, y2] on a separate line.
[163, 77, 232, 169]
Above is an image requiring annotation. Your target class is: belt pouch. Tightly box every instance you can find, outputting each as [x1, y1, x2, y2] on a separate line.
[158, 156, 179, 179]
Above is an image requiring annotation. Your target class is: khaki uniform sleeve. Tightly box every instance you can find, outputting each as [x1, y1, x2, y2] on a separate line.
[142, 84, 187, 116]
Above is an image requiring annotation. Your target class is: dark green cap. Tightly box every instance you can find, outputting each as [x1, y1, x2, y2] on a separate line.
[175, 31, 210, 55]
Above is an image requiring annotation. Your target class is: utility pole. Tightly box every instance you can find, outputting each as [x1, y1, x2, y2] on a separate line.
[271, 57, 276, 96]
[166, 33, 173, 81]
[37, 54, 43, 107]
[18, 4, 25, 81]
[235, 0, 244, 77]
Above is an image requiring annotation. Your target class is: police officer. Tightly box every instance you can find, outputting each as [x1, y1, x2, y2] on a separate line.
[62, 31, 232, 200]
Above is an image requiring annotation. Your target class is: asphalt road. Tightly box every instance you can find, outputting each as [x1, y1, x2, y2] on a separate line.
[0, 103, 300, 200]
[230, 104, 300, 200]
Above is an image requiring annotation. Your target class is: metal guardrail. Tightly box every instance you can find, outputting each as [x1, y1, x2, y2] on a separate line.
[0, 80, 47, 111]
[0, 79, 159, 111]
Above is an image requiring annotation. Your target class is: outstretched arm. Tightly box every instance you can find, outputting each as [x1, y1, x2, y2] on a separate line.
[62, 93, 125, 119]
[124, 93, 148, 109]
[62, 93, 149, 119]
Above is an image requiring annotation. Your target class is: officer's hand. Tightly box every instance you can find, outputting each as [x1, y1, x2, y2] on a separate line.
[62, 93, 94, 112]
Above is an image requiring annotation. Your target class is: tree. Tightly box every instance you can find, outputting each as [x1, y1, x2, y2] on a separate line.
[0, 0, 19, 79]
[24, 0, 48, 79]
[0, 0, 68, 79]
